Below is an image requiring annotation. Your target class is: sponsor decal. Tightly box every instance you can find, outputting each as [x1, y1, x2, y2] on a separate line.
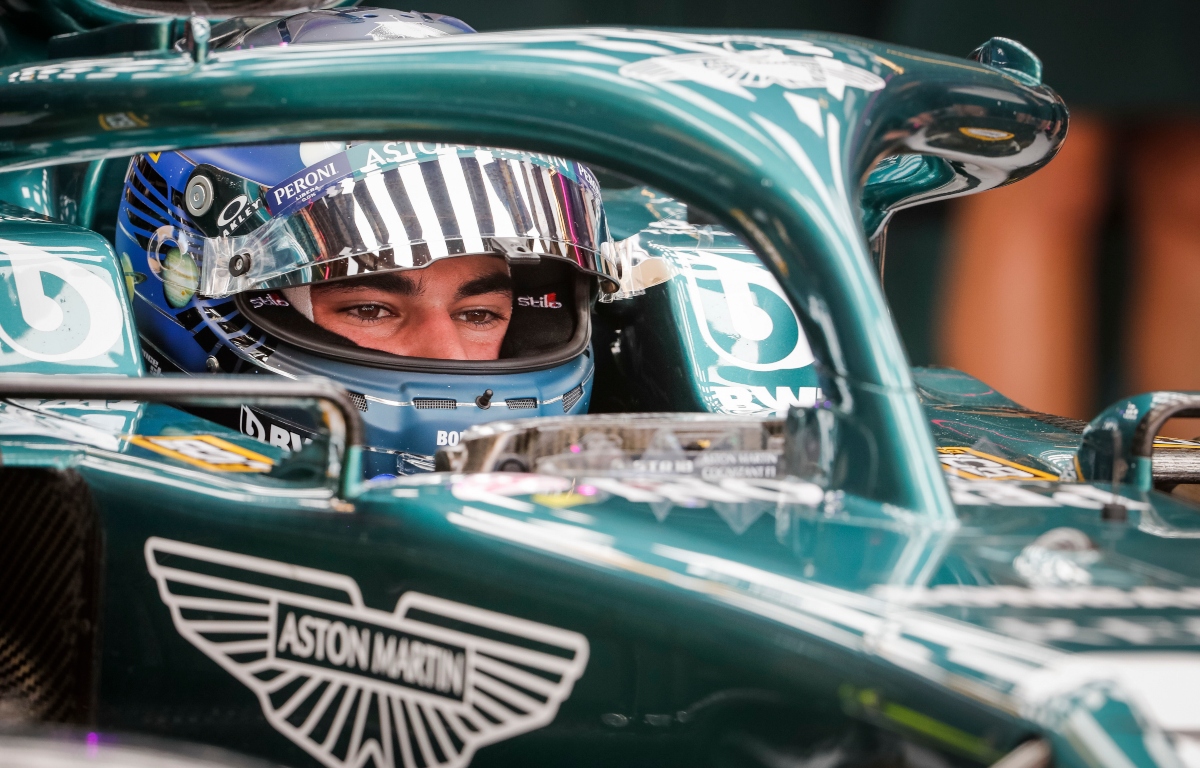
[627, 450, 779, 480]
[142, 349, 161, 375]
[517, 293, 562, 309]
[216, 194, 264, 236]
[274, 605, 466, 700]
[130, 433, 274, 472]
[678, 250, 814, 373]
[240, 406, 313, 453]
[436, 430, 462, 446]
[449, 472, 823, 529]
[146, 538, 588, 768]
[691, 450, 779, 480]
[707, 385, 821, 416]
[937, 447, 1058, 481]
[947, 476, 1151, 510]
[98, 112, 147, 131]
[248, 293, 291, 309]
[269, 144, 580, 218]
[0, 239, 125, 364]
[619, 43, 886, 101]
[268, 154, 354, 215]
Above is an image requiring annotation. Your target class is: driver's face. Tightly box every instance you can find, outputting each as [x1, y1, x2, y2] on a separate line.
[309, 255, 512, 359]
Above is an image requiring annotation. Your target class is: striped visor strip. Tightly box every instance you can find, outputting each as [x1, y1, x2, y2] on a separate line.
[195, 147, 618, 298]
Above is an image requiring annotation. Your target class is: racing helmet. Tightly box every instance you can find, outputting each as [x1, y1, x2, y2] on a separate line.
[117, 12, 619, 477]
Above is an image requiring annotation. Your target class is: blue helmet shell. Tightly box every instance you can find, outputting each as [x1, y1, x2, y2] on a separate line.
[117, 11, 597, 478]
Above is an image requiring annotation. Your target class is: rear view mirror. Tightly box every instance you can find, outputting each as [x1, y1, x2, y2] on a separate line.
[0, 375, 364, 503]
[782, 404, 879, 496]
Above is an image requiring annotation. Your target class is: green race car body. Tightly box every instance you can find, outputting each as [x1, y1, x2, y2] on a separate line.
[2, 9, 1200, 768]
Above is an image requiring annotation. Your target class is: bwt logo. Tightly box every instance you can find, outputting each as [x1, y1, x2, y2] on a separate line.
[436, 430, 462, 446]
[517, 293, 562, 308]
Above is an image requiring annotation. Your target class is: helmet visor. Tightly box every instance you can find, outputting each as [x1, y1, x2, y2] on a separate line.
[159, 145, 618, 298]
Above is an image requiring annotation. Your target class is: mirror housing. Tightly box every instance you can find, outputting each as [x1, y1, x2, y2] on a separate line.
[0, 374, 364, 502]
[1079, 392, 1200, 491]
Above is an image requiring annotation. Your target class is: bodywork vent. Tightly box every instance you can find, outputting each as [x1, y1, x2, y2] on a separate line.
[413, 398, 456, 410]
[347, 392, 368, 412]
[562, 385, 584, 412]
[505, 398, 538, 410]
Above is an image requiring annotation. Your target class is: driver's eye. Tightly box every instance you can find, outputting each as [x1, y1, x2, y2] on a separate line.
[355, 305, 384, 319]
[462, 310, 493, 324]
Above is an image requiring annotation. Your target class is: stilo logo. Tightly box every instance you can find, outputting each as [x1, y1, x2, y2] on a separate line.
[145, 537, 589, 768]
[517, 293, 562, 309]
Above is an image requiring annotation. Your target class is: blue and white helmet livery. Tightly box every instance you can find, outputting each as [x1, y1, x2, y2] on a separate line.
[118, 10, 618, 478]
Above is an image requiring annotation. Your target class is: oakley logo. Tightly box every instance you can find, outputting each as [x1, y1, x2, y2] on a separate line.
[145, 537, 589, 768]
[216, 195, 263, 235]
[517, 293, 562, 309]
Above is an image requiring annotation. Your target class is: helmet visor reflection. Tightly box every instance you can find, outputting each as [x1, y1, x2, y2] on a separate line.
[186, 146, 617, 298]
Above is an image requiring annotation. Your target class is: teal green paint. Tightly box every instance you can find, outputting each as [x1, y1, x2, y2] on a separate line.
[602, 186, 820, 415]
[0, 202, 142, 375]
[861, 154, 958, 240]
[11, 27, 1184, 768]
[0, 29, 1064, 513]
[6, 361, 1200, 768]
[970, 37, 1043, 86]
[0, 168, 56, 218]
[916, 366, 1084, 479]
[47, 18, 191, 59]
[32, 0, 358, 32]
[76, 158, 107, 231]
[1079, 391, 1200, 489]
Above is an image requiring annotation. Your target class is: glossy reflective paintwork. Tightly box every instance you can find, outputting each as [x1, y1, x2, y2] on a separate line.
[21, 426, 1200, 768]
[0, 203, 141, 375]
[5, 22, 1196, 768]
[602, 187, 821, 415]
[0, 27, 1069, 512]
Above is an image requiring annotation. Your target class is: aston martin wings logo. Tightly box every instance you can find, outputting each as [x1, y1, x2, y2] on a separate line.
[145, 537, 589, 768]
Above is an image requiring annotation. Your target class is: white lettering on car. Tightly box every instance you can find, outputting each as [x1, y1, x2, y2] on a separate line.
[0, 239, 124, 363]
[709, 385, 821, 415]
[146, 537, 588, 768]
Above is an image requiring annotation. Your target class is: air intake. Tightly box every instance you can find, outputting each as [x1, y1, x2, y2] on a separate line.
[505, 398, 538, 410]
[413, 398, 457, 410]
[347, 392, 368, 412]
[562, 385, 584, 412]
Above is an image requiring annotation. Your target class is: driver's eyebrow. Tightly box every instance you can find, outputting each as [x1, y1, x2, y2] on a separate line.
[455, 273, 513, 301]
[315, 272, 420, 295]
